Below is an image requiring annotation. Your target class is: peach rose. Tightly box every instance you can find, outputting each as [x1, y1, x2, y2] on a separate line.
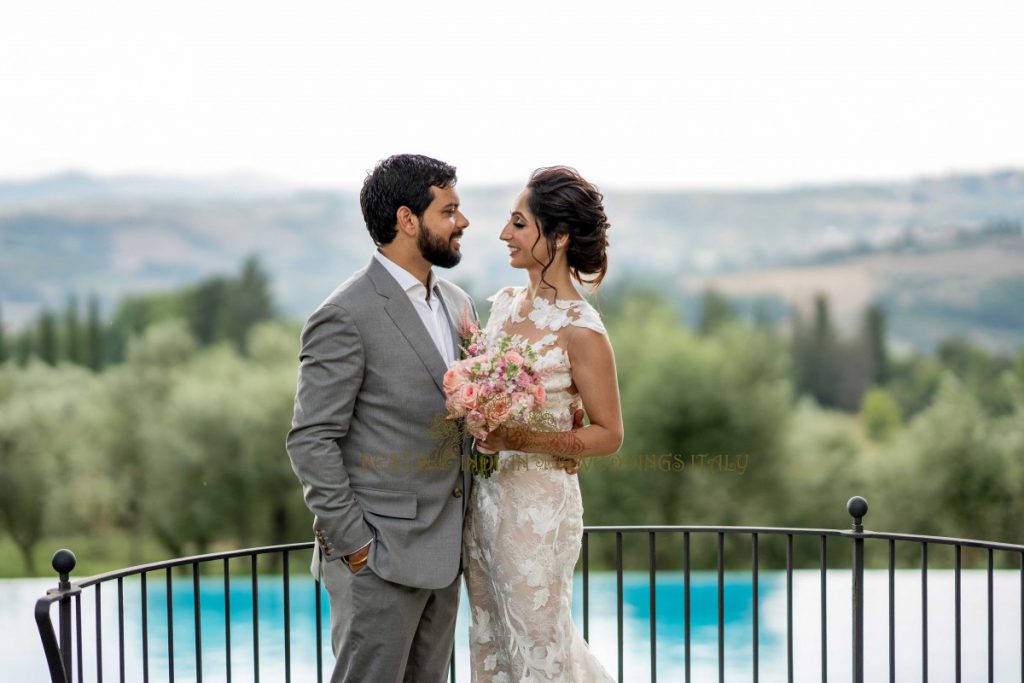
[503, 350, 524, 366]
[455, 383, 479, 412]
[532, 383, 546, 404]
[485, 394, 512, 424]
[443, 365, 468, 393]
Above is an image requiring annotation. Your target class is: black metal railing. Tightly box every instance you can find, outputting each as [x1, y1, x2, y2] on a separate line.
[34, 496, 1024, 682]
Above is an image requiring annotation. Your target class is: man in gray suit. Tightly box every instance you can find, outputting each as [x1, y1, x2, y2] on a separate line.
[287, 154, 476, 682]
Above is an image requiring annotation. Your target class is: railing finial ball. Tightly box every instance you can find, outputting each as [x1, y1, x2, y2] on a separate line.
[847, 496, 868, 521]
[51, 549, 76, 578]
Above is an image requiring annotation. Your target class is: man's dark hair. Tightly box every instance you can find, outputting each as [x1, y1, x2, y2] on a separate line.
[359, 154, 457, 246]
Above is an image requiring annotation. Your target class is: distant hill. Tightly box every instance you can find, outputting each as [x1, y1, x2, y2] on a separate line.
[1, 169, 1023, 351]
[0, 170, 294, 205]
[682, 225, 1024, 353]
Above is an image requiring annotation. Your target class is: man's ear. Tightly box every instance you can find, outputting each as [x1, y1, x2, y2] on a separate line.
[396, 206, 419, 238]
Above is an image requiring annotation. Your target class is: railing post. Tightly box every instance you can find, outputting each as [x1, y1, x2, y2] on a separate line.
[849, 497, 868, 683]
[54, 549, 77, 681]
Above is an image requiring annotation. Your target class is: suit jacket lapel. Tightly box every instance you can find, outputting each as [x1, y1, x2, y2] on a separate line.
[434, 283, 464, 361]
[368, 257, 448, 395]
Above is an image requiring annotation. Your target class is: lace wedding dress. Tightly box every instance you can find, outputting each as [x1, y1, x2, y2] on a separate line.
[463, 286, 615, 682]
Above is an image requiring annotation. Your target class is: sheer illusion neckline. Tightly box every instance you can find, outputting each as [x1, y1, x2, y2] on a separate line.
[518, 285, 586, 305]
[510, 286, 589, 324]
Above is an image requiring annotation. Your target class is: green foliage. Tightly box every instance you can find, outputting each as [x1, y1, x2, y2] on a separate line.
[790, 298, 892, 412]
[0, 303, 7, 364]
[0, 362, 96, 572]
[697, 288, 735, 335]
[14, 330, 32, 366]
[37, 311, 58, 365]
[0, 270, 1020, 576]
[863, 305, 889, 384]
[936, 338, 1017, 415]
[777, 400, 868, 530]
[871, 374, 1024, 545]
[63, 295, 83, 365]
[886, 354, 944, 418]
[792, 294, 842, 408]
[859, 387, 902, 442]
[582, 298, 791, 543]
[86, 294, 104, 372]
[107, 290, 189, 363]
[108, 255, 275, 360]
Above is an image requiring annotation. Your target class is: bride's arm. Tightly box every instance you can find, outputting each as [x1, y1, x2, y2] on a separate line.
[478, 327, 624, 458]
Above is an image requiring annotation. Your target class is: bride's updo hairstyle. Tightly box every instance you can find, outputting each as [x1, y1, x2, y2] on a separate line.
[526, 166, 610, 291]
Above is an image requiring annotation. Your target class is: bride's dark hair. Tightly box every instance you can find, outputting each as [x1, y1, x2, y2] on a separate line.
[526, 166, 610, 294]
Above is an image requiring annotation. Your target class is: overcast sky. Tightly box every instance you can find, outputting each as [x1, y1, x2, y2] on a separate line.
[2, 1, 1022, 190]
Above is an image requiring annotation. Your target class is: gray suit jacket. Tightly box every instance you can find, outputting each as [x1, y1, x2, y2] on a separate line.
[286, 256, 477, 589]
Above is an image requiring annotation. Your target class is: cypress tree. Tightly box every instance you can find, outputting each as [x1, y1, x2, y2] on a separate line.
[37, 310, 58, 365]
[15, 330, 32, 366]
[0, 302, 7, 364]
[864, 304, 889, 385]
[697, 288, 735, 335]
[807, 294, 841, 407]
[86, 294, 105, 371]
[64, 295, 83, 365]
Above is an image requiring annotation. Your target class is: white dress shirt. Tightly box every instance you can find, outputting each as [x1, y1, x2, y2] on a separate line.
[373, 251, 456, 366]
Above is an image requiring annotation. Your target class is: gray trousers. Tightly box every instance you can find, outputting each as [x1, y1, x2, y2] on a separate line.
[322, 558, 460, 683]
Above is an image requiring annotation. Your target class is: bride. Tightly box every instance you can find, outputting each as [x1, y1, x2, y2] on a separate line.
[463, 166, 623, 681]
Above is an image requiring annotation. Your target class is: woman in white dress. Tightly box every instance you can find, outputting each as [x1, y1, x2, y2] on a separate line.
[463, 166, 624, 682]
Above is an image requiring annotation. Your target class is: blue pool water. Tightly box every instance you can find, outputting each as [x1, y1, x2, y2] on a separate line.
[4, 570, 1021, 682]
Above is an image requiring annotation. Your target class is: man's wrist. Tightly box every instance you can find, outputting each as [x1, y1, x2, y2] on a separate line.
[341, 538, 373, 566]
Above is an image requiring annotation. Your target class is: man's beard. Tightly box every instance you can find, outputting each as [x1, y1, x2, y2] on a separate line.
[418, 222, 462, 269]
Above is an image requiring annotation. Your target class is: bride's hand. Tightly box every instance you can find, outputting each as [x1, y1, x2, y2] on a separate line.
[480, 407, 587, 463]
[479, 425, 531, 453]
[477, 426, 509, 453]
[555, 408, 587, 475]
[554, 456, 581, 474]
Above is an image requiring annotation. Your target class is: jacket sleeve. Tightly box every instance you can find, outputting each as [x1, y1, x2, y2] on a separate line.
[286, 303, 374, 560]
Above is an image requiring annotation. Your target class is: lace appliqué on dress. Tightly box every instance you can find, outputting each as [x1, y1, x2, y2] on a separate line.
[463, 286, 614, 682]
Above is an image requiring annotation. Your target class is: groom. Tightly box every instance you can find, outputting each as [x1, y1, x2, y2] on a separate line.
[286, 154, 476, 682]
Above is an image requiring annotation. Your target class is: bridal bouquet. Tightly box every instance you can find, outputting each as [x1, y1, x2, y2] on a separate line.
[444, 320, 551, 477]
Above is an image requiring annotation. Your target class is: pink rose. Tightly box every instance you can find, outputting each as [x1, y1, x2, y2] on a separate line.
[532, 383, 546, 405]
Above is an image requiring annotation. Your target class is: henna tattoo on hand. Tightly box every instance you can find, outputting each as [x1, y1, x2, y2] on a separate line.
[548, 429, 586, 456]
[502, 426, 530, 452]
[501, 425, 586, 457]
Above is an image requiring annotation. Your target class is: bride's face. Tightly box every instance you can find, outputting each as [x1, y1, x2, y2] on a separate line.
[500, 189, 552, 270]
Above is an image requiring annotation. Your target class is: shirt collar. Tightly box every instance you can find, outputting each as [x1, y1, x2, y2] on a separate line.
[374, 251, 438, 299]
